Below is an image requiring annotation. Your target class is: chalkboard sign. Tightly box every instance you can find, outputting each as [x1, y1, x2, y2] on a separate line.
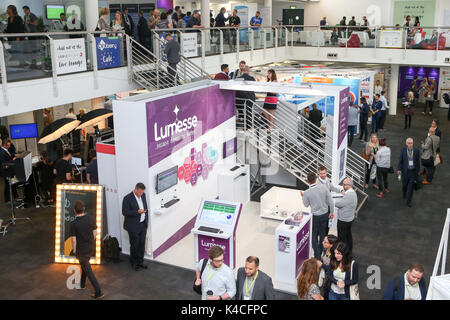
[54, 184, 103, 265]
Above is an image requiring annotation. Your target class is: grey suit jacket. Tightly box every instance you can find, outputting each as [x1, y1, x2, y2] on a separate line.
[235, 268, 274, 300]
[421, 135, 440, 160]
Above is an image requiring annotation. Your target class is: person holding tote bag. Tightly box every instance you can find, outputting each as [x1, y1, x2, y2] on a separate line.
[326, 242, 359, 300]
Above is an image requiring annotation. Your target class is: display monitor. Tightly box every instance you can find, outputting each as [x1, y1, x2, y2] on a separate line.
[72, 157, 83, 166]
[156, 165, 178, 194]
[9, 123, 38, 139]
[46, 5, 65, 20]
[223, 137, 237, 159]
[199, 201, 237, 225]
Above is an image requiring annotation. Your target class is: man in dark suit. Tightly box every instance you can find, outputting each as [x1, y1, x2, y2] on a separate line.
[122, 182, 148, 270]
[0, 139, 18, 203]
[235, 256, 274, 300]
[122, 8, 134, 37]
[397, 137, 420, 207]
[383, 262, 427, 300]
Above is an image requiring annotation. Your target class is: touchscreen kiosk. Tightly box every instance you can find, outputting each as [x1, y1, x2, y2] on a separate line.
[191, 199, 242, 269]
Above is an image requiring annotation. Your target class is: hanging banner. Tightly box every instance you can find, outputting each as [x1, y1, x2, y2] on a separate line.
[182, 32, 198, 58]
[146, 86, 235, 167]
[96, 37, 122, 69]
[54, 38, 87, 75]
[338, 87, 350, 149]
[378, 30, 404, 48]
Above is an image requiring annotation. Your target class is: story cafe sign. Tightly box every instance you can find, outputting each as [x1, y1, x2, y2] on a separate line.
[54, 38, 87, 75]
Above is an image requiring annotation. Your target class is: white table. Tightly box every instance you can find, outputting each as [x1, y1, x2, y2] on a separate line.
[260, 186, 310, 221]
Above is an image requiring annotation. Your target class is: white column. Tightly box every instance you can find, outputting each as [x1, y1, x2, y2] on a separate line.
[389, 64, 399, 115]
[85, 0, 99, 32]
[264, 0, 272, 26]
[201, 0, 209, 27]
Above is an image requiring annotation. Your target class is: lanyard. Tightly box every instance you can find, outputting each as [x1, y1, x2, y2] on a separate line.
[245, 271, 259, 297]
[206, 264, 222, 285]
[407, 149, 414, 160]
[335, 267, 344, 281]
[405, 279, 418, 299]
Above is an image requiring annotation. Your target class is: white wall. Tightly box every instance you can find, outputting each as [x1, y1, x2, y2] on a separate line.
[7, 111, 39, 156]
[301, 0, 392, 26]
[0, 67, 137, 117]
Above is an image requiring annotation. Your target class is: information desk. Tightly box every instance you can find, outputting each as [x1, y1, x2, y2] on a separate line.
[191, 199, 242, 269]
[274, 213, 312, 294]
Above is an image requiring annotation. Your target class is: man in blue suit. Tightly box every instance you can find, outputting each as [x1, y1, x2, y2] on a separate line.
[122, 183, 148, 270]
[383, 262, 427, 300]
[370, 94, 383, 133]
[397, 137, 420, 208]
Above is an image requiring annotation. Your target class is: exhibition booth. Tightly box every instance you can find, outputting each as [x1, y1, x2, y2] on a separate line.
[50, 79, 352, 294]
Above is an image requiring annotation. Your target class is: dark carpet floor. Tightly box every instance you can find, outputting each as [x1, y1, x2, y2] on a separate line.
[0, 105, 449, 300]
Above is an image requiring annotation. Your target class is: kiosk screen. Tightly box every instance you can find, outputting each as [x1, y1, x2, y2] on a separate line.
[199, 201, 237, 225]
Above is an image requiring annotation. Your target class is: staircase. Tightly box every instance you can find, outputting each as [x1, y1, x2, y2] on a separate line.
[236, 98, 369, 213]
[127, 36, 210, 90]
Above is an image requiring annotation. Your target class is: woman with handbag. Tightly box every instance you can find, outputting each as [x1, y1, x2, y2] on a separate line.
[319, 234, 338, 299]
[403, 91, 415, 129]
[326, 242, 359, 300]
[297, 258, 324, 300]
[374, 138, 391, 198]
[363, 133, 379, 189]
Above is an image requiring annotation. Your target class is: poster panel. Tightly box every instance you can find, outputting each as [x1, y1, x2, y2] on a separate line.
[54, 38, 87, 75]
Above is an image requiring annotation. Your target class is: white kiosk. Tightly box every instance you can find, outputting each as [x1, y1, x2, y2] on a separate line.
[274, 212, 312, 293]
[191, 199, 243, 269]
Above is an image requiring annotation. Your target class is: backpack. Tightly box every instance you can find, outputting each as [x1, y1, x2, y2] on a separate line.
[102, 235, 122, 263]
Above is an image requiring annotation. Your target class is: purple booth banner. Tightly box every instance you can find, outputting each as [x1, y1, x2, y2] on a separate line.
[146, 85, 235, 168]
[295, 219, 311, 277]
[198, 234, 231, 267]
[398, 66, 440, 99]
[338, 88, 350, 149]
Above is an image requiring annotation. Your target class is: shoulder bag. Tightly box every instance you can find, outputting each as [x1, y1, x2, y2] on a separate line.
[349, 260, 360, 300]
[360, 146, 370, 161]
[193, 258, 208, 295]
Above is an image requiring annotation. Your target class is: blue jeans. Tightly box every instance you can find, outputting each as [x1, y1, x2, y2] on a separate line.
[371, 115, 379, 133]
[329, 290, 350, 300]
[348, 125, 356, 146]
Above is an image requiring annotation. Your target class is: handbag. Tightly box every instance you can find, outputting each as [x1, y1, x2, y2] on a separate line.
[388, 166, 394, 174]
[370, 164, 377, 180]
[193, 258, 208, 295]
[349, 260, 360, 300]
[434, 153, 441, 166]
[318, 268, 326, 287]
[360, 148, 370, 161]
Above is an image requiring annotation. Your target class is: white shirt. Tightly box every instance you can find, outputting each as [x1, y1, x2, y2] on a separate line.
[331, 268, 346, 294]
[404, 273, 421, 300]
[380, 95, 389, 111]
[197, 259, 236, 300]
[375, 85, 383, 96]
[65, 113, 77, 120]
[134, 193, 145, 223]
